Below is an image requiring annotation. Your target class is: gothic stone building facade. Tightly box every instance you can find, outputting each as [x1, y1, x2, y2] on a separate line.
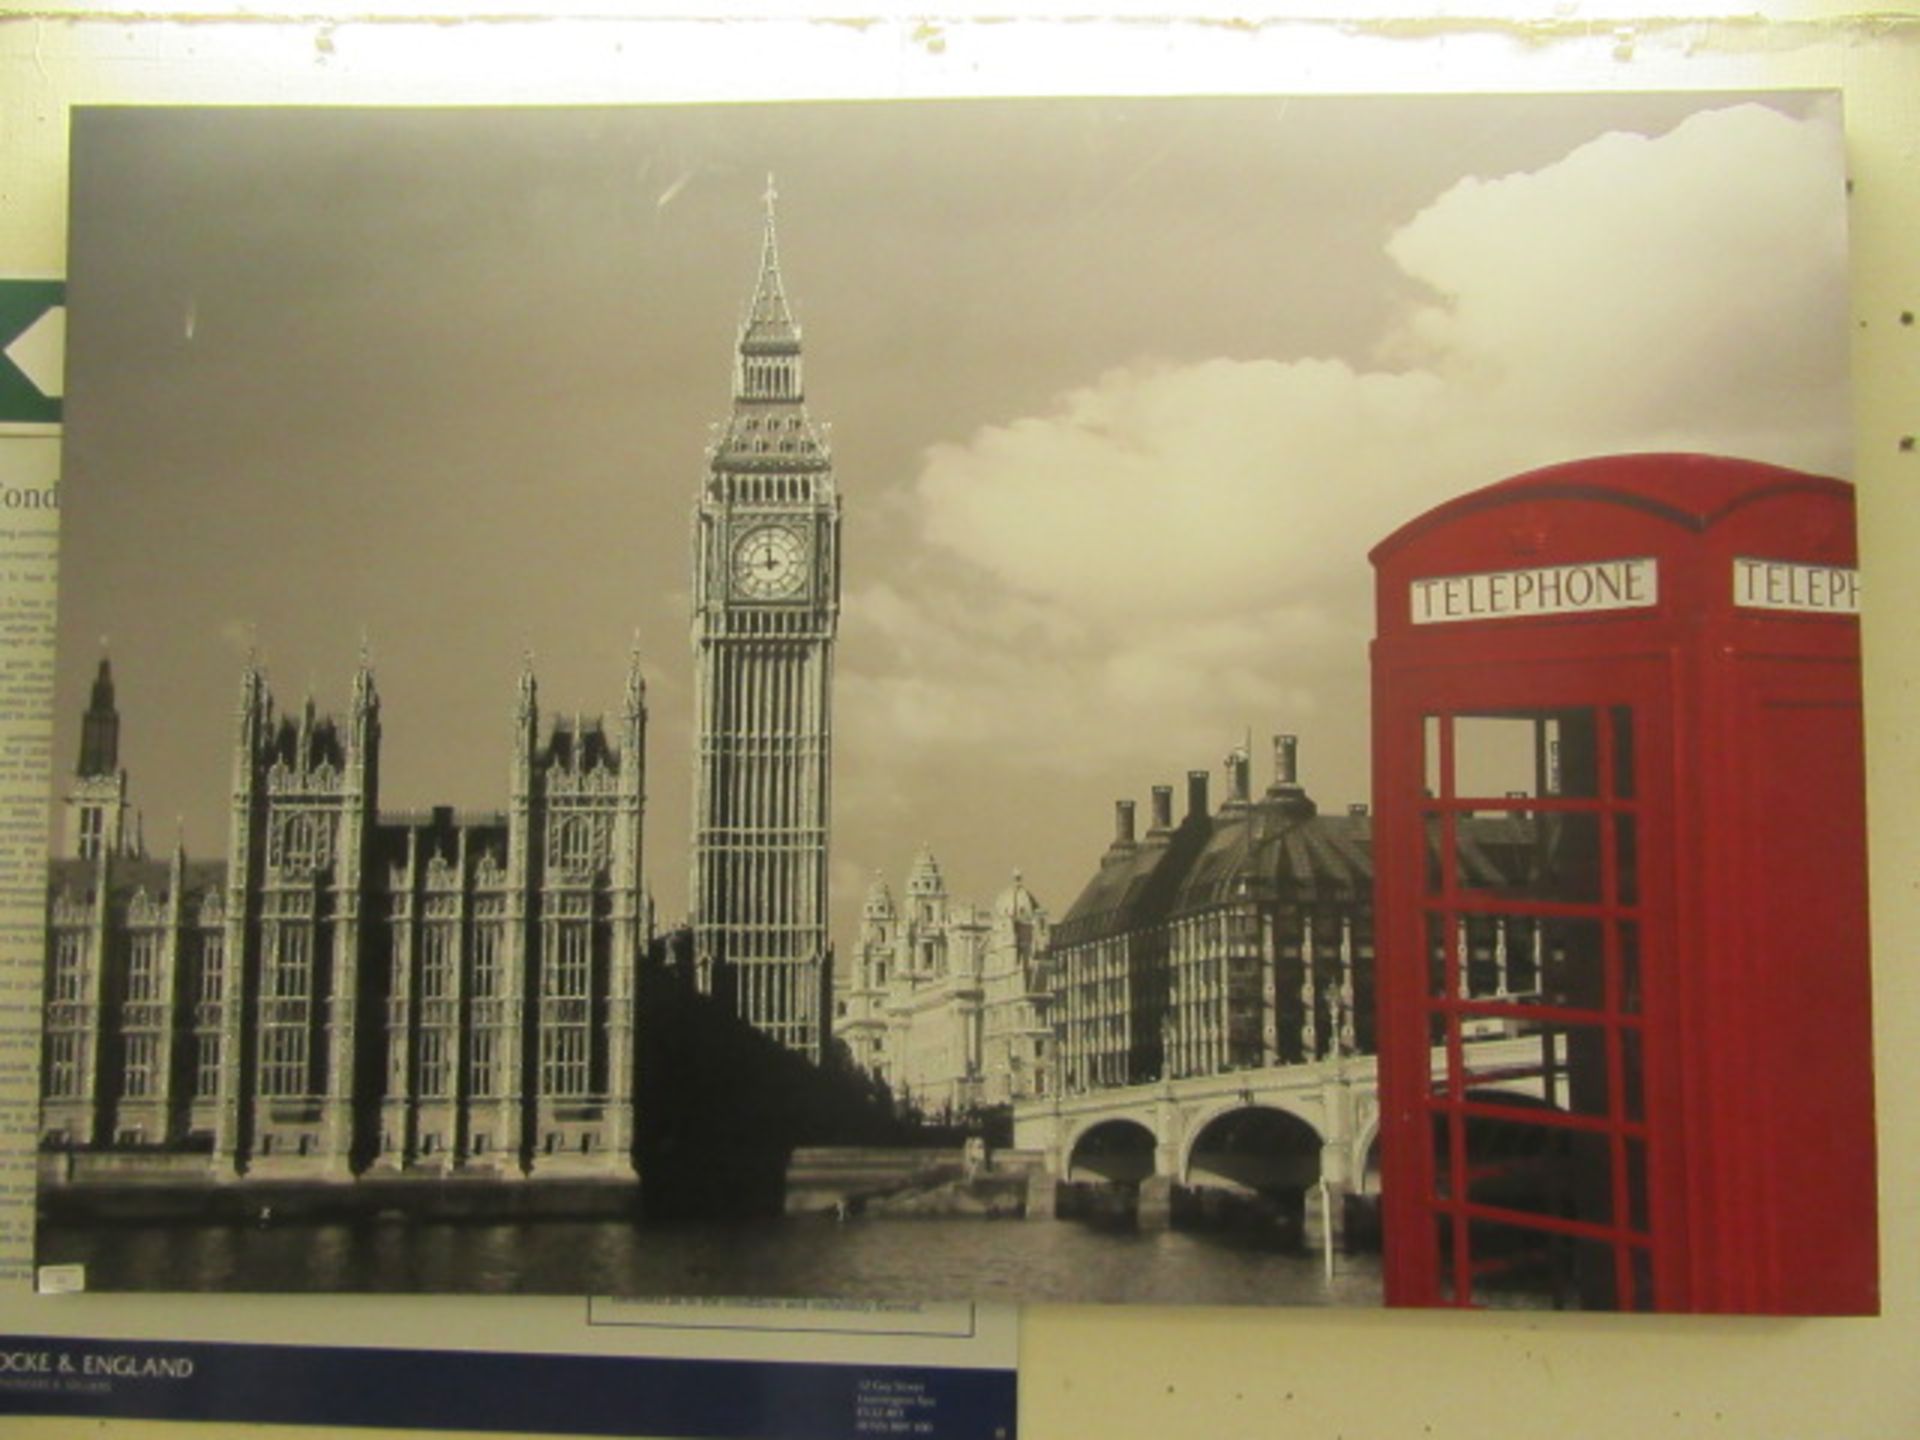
[42, 192, 848, 1186]
[42, 652, 647, 1184]
[837, 850, 1056, 1118]
[690, 184, 841, 1063]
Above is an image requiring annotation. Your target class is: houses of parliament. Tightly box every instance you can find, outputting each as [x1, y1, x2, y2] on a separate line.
[38, 189, 842, 1187]
[37, 189, 1381, 1203]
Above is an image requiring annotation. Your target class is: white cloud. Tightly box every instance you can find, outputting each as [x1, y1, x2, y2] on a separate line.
[913, 104, 1848, 638]
[1382, 100, 1850, 454]
[917, 357, 1450, 621]
[839, 100, 1851, 891]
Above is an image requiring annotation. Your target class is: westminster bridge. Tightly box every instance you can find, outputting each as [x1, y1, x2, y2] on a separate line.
[1011, 1034, 1546, 1245]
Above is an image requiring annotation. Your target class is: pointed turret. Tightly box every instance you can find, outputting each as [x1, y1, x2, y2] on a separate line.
[349, 639, 380, 756]
[230, 651, 269, 792]
[742, 175, 801, 355]
[517, 650, 538, 719]
[712, 177, 829, 474]
[236, 649, 266, 722]
[619, 637, 647, 800]
[623, 636, 647, 720]
[351, 634, 379, 716]
[77, 652, 120, 778]
[346, 641, 381, 806]
[297, 684, 317, 772]
[67, 652, 131, 860]
[864, 871, 897, 920]
[905, 845, 946, 900]
[512, 652, 539, 793]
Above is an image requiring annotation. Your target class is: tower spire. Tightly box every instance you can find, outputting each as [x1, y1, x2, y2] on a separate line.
[714, 174, 829, 476]
[77, 650, 120, 778]
[352, 629, 378, 712]
[691, 187, 843, 1062]
[624, 631, 647, 718]
[67, 646, 134, 861]
[743, 173, 799, 351]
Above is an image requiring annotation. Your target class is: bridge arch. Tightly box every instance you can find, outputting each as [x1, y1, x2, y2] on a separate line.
[1183, 1095, 1325, 1158]
[1180, 1104, 1324, 1194]
[1065, 1118, 1158, 1185]
[1355, 1119, 1384, 1197]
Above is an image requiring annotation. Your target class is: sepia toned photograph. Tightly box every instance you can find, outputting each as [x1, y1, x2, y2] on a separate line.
[36, 93, 1877, 1311]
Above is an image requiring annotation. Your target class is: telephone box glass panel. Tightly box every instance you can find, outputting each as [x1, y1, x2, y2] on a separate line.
[1420, 706, 1652, 1310]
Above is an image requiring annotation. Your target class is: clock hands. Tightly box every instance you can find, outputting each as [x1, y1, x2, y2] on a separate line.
[734, 527, 805, 597]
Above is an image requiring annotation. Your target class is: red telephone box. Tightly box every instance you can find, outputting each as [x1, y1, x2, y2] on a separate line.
[1369, 453, 1877, 1314]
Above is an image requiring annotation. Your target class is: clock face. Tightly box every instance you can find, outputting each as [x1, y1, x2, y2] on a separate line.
[731, 524, 810, 601]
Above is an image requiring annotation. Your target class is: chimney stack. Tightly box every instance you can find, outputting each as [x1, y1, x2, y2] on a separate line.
[1186, 769, 1210, 822]
[1114, 799, 1137, 847]
[1225, 746, 1251, 806]
[1272, 733, 1299, 788]
[1264, 732, 1318, 818]
[1148, 784, 1174, 837]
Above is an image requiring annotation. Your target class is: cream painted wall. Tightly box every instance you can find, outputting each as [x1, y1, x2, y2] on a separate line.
[0, 6, 1914, 1437]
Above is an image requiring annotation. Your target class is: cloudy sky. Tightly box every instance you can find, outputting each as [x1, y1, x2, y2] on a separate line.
[55, 94, 1850, 948]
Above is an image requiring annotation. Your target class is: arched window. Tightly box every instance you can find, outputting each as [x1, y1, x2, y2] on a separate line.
[195, 1033, 221, 1100]
[421, 924, 455, 1000]
[417, 1029, 450, 1099]
[197, 932, 225, 1004]
[79, 807, 104, 860]
[472, 924, 502, 998]
[550, 815, 596, 871]
[126, 932, 162, 1003]
[272, 811, 331, 870]
[470, 1029, 498, 1099]
[51, 932, 85, 1002]
[45, 1033, 84, 1099]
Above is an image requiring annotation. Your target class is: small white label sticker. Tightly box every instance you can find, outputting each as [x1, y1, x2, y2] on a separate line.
[36, 1263, 85, 1295]
[1733, 557, 1860, 614]
[1411, 558, 1658, 625]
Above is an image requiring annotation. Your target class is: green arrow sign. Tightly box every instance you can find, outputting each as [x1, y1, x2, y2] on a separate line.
[0, 278, 66, 429]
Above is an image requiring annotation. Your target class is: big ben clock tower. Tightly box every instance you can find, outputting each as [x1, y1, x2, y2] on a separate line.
[690, 181, 841, 1061]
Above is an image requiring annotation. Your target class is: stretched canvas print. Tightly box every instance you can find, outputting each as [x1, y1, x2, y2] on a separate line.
[36, 93, 1877, 1312]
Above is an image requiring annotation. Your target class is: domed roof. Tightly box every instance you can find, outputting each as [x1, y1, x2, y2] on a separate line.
[994, 869, 1043, 921]
[863, 871, 895, 917]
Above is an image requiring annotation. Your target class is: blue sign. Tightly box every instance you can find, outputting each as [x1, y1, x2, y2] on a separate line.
[0, 1333, 1018, 1438]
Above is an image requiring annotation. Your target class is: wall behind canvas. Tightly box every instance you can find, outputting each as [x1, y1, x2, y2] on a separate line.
[0, 3, 1914, 1436]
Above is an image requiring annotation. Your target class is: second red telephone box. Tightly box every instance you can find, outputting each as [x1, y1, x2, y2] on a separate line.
[1369, 453, 1876, 1314]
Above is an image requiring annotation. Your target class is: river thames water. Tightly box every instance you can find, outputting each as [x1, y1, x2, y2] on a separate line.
[39, 1216, 1385, 1307]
